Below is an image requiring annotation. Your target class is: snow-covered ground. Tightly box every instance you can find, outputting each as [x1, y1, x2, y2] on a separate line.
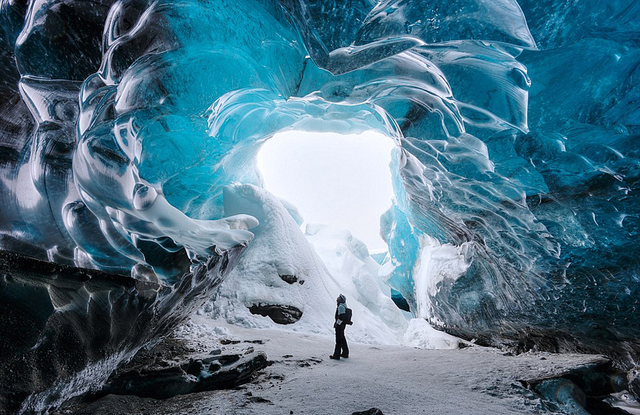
[75, 315, 611, 415]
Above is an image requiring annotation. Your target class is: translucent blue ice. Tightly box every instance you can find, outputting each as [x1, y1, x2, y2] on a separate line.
[1, 0, 639, 359]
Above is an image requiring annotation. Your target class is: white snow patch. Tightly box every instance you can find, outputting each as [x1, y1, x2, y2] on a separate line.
[412, 235, 471, 319]
[402, 318, 461, 350]
[305, 224, 408, 338]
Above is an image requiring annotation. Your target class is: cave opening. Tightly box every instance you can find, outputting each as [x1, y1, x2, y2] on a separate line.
[256, 129, 397, 254]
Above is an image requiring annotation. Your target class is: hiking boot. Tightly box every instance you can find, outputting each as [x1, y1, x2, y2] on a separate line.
[341, 354, 349, 358]
[329, 355, 340, 360]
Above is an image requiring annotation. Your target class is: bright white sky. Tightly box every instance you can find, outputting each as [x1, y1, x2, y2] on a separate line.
[257, 130, 396, 252]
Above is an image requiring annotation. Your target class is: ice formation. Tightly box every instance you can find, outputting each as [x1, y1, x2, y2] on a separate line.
[1, 0, 640, 410]
[207, 184, 406, 344]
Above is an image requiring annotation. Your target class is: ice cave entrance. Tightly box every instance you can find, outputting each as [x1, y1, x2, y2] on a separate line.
[257, 130, 396, 253]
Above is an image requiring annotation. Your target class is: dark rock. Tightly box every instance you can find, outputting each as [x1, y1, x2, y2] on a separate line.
[206, 354, 241, 366]
[534, 379, 587, 414]
[279, 274, 298, 284]
[0, 247, 245, 413]
[209, 348, 222, 355]
[248, 396, 271, 403]
[248, 304, 303, 324]
[629, 367, 640, 400]
[352, 408, 384, 415]
[220, 339, 241, 345]
[521, 357, 636, 414]
[102, 349, 268, 399]
[521, 357, 613, 394]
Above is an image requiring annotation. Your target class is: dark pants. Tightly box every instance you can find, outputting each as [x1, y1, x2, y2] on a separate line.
[333, 326, 349, 357]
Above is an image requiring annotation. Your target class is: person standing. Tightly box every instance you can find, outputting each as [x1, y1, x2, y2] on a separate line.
[330, 294, 351, 359]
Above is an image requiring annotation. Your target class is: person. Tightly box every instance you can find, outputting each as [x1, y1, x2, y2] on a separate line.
[330, 294, 351, 359]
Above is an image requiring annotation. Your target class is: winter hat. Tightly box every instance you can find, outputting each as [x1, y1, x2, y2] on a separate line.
[337, 294, 346, 304]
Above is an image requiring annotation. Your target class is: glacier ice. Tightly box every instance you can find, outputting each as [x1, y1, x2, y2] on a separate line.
[1, 0, 640, 410]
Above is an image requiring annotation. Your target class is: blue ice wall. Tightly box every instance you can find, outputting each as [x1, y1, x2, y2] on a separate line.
[0, 0, 639, 363]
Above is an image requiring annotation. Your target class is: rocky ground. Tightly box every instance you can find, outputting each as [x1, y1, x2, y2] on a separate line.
[55, 315, 638, 415]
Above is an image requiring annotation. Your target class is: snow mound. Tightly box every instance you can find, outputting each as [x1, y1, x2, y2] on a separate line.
[205, 184, 406, 345]
[402, 318, 461, 350]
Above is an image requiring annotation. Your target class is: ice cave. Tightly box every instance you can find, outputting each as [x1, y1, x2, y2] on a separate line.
[0, 0, 639, 414]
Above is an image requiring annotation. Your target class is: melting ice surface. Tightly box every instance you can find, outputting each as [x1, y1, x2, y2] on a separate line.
[1, 2, 640, 409]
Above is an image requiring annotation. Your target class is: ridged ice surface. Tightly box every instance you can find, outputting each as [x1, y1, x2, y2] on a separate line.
[0, 0, 639, 361]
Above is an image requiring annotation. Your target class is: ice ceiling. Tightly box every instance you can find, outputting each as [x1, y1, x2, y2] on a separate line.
[1, 0, 639, 359]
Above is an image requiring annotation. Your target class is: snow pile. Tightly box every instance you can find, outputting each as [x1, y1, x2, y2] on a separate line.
[402, 318, 461, 350]
[205, 184, 406, 345]
[304, 224, 407, 337]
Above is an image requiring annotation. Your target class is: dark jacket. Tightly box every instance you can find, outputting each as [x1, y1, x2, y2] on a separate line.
[334, 303, 347, 329]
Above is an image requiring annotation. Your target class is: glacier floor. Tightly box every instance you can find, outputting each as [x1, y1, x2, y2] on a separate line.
[62, 315, 613, 415]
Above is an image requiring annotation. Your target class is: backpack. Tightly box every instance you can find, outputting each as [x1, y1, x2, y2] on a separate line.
[344, 307, 353, 325]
